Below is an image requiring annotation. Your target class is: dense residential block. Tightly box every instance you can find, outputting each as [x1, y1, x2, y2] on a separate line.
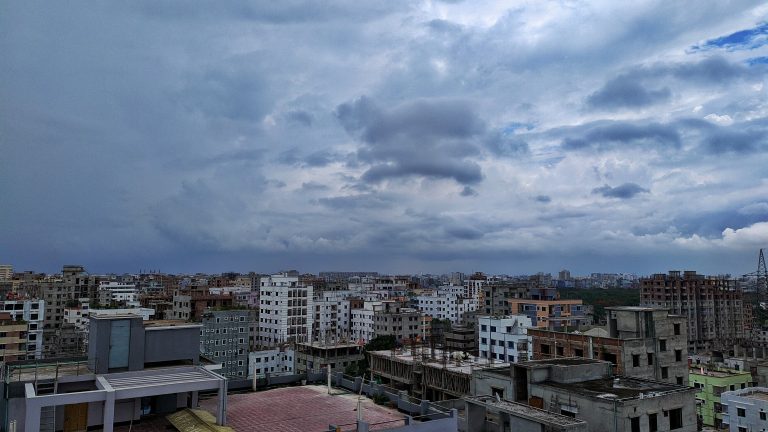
[689, 366, 754, 428]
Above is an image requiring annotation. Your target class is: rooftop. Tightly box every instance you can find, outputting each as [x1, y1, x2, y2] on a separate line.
[467, 395, 587, 428]
[724, 387, 768, 402]
[370, 348, 508, 375]
[542, 376, 691, 401]
[200, 385, 408, 431]
[690, 367, 752, 378]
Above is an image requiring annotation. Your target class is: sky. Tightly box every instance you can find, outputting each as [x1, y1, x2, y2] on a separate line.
[1, 1, 768, 276]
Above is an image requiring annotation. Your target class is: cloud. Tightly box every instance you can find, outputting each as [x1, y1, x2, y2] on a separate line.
[534, 195, 551, 203]
[444, 225, 484, 240]
[704, 113, 734, 126]
[460, 186, 478, 197]
[587, 75, 671, 109]
[592, 183, 649, 199]
[336, 97, 486, 185]
[559, 120, 681, 152]
[285, 110, 313, 126]
[738, 202, 768, 216]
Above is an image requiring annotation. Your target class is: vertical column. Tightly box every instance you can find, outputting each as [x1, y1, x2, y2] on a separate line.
[103, 390, 116, 432]
[23, 383, 40, 432]
[216, 378, 228, 425]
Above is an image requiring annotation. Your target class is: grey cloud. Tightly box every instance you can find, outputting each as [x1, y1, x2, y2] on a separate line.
[336, 97, 486, 185]
[592, 183, 649, 199]
[444, 225, 484, 240]
[460, 186, 478, 197]
[317, 193, 393, 210]
[534, 195, 551, 203]
[286, 110, 313, 126]
[738, 202, 768, 216]
[587, 75, 671, 109]
[484, 132, 529, 157]
[701, 127, 767, 154]
[301, 182, 329, 191]
[559, 121, 680, 152]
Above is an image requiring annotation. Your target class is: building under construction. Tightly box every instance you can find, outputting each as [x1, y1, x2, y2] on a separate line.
[369, 347, 508, 401]
[640, 271, 750, 353]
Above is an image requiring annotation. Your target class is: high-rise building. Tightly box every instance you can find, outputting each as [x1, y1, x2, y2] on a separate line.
[478, 315, 532, 363]
[200, 309, 250, 378]
[640, 271, 748, 352]
[0, 265, 12, 281]
[258, 273, 313, 346]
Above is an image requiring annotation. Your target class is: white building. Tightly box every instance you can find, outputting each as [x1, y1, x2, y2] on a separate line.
[0, 299, 45, 359]
[313, 291, 353, 343]
[478, 315, 532, 363]
[249, 347, 295, 377]
[97, 281, 139, 307]
[414, 293, 478, 324]
[0, 264, 12, 281]
[351, 301, 380, 344]
[258, 273, 314, 346]
[722, 387, 768, 432]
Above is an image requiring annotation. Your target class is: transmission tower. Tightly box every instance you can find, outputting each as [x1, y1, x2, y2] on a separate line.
[758, 248, 768, 304]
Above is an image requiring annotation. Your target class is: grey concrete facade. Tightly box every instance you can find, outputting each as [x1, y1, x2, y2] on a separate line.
[721, 387, 768, 432]
[200, 309, 250, 378]
[471, 358, 697, 432]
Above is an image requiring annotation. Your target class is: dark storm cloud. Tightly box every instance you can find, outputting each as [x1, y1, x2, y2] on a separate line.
[587, 75, 671, 109]
[444, 225, 484, 240]
[336, 96, 486, 185]
[559, 121, 681, 152]
[460, 186, 478, 197]
[592, 183, 649, 199]
[700, 124, 768, 154]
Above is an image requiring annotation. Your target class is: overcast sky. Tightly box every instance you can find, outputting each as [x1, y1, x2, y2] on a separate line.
[2, 1, 767, 276]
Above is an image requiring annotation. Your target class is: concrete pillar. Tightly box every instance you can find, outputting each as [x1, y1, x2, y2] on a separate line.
[190, 391, 199, 408]
[354, 377, 363, 393]
[216, 378, 228, 425]
[356, 420, 370, 432]
[103, 390, 116, 432]
[403, 416, 413, 425]
[23, 400, 40, 432]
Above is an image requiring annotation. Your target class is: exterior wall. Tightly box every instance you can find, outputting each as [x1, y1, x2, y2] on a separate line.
[294, 343, 363, 373]
[0, 300, 44, 359]
[478, 315, 532, 363]
[640, 271, 747, 352]
[200, 310, 250, 378]
[144, 326, 201, 366]
[721, 387, 768, 432]
[258, 274, 314, 346]
[351, 304, 376, 344]
[690, 368, 754, 427]
[414, 294, 477, 325]
[249, 348, 294, 377]
[508, 299, 586, 330]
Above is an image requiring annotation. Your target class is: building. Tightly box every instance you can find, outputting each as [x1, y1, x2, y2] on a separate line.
[478, 315, 531, 363]
[0, 312, 31, 363]
[413, 293, 477, 325]
[473, 358, 697, 432]
[721, 387, 768, 432]
[689, 366, 754, 428]
[200, 309, 250, 378]
[258, 272, 314, 346]
[313, 291, 353, 343]
[351, 300, 422, 345]
[41, 265, 99, 355]
[248, 347, 294, 378]
[641, 271, 748, 352]
[508, 299, 587, 330]
[369, 347, 508, 401]
[465, 395, 587, 431]
[530, 306, 689, 384]
[0, 265, 12, 281]
[0, 299, 44, 359]
[171, 288, 234, 322]
[4, 314, 226, 432]
[443, 325, 477, 355]
[96, 281, 139, 307]
[481, 281, 528, 316]
[294, 341, 363, 373]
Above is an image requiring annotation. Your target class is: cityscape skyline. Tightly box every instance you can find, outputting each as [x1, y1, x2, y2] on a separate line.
[2, 2, 768, 277]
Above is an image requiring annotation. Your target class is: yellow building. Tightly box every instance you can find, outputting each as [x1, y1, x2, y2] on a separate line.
[507, 299, 587, 330]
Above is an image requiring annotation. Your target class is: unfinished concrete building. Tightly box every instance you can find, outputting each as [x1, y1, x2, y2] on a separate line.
[640, 271, 748, 352]
[529, 306, 689, 384]
[294, 341, 363, 373]
[472, 358, 697, 432]
[369, 347, 508, 401]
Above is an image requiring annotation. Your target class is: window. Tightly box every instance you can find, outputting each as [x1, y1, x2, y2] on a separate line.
[661, 367, 668, 379]
[632, 354, 640, 367]
[630, 416, 640, 432]
[675, 349, 682, 362]
[674, 323, 681, 335]
[649, 413, 658, 432]
[556, 346, 564, 356]
[761, 411, 766, 420]
[574, 348, 583, 357]
[481, 325, 487, 331]
[737, 408, 746, 417]
[659, 339, 666, 351]
[669, 408, 683, 430]
[739, 427, 747, 432]
[676, 376, 683, 385]
[541, 344, 551, 355]
[647, 353, 654, 366]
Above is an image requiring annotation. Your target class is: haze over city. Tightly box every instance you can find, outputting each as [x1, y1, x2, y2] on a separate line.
[2, 1, 768, 275]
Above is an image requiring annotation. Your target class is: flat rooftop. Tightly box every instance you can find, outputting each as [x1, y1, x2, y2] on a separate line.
[370, 348, 508, 375]
[543, 376, 691, 401]
[690, 368, 751, 378]
[467, 395, 587, 428]
[200, 385, 408, 431]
